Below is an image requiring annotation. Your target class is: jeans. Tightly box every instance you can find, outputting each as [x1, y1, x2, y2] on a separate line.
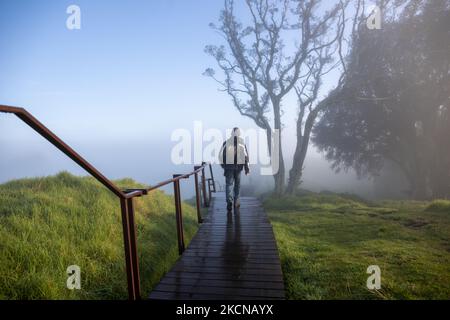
[224, 169, 241, 204]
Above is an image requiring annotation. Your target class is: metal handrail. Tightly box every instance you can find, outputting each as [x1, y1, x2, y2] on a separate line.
[0, 104, 216, 300]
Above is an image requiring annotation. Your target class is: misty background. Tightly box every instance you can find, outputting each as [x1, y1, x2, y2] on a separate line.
[0, 0, 383, 199]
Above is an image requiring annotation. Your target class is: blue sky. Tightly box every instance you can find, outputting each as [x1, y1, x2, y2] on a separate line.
[0, 1, 253, 183]
[0, 0, 374, 197]
[0, 0, 248, 137]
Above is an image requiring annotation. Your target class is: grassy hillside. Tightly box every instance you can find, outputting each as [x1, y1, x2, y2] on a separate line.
[264, 193, 450, 300]
[0, 172, 200, 299]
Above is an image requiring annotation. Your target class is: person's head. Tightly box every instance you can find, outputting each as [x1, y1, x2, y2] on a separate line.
[231, 127, 241, 138]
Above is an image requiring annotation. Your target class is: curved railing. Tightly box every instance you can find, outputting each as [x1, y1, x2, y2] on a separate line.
[0, 104, 216, 300]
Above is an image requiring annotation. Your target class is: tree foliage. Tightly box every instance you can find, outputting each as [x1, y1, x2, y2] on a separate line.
[313, 0, 450, 199]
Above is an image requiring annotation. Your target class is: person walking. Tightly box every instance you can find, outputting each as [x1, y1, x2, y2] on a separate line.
[218, 127, 250, 211]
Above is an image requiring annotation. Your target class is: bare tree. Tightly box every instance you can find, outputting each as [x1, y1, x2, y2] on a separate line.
[286, 0, 351, 193]
[205, 0, 355, 194]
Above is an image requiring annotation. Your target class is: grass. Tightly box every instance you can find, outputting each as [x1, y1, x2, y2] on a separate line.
[2, 172, 449, 300]
[0, 172, 201, 299]
[425, 200, 450, 213]
[264, 193, 450, 299]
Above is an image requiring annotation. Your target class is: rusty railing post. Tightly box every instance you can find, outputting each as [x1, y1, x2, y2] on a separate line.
[209, 163, 216, 192]
[208, 179, 212, 203]
[173, 175, 185, 254]
[201, 164, 209, 207]
[126, 197, 141, 299]
[194, 167, 203, 223]
[119, 197, 140, 300]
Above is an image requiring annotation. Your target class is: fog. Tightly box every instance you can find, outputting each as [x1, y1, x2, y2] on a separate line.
[0, 120, 377, 200]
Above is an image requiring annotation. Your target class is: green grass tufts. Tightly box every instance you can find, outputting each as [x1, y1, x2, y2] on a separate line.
[0, 172, 200, 299]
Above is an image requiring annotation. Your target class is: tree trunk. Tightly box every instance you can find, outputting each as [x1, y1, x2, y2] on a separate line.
[272, 101, 285, 196]
[429, 146, 450, 199]
[274, 149, 285, 195]
[411, 172, 428, 200]
[412, 136, 430, 200]
[394, 156, 429, 200]
[286, 109, 318, 194]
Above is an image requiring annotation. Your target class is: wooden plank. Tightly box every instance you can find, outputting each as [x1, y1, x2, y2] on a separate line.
[172, 265, 282, 274]
[184, 248, 280, 255]
[150, 290, 284, 300]
[164, 270, 284, 283]
[158, 277, 285, 290]
[182, 252, 281, 260]
[152, 283, 285, 299]
[180, 255, 282, 264]
[174, 259, 283, 270]
[149, 194, 285, 300]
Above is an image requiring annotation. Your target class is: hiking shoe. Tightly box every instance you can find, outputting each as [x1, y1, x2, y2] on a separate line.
[227, 202, 232, 211]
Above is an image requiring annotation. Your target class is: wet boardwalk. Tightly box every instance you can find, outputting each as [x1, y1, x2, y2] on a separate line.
[149, 194, 285, 300]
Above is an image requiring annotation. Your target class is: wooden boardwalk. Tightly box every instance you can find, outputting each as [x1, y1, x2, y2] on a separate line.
[149, 194, 285, 300]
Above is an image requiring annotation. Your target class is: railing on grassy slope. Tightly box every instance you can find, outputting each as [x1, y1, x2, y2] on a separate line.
[0, 104, 216, 300]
